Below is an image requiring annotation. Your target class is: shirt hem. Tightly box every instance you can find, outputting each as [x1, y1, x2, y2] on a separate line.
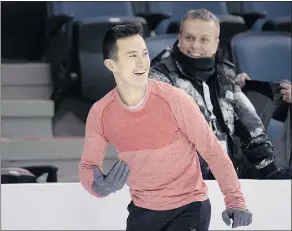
[132, 194, 209, 211]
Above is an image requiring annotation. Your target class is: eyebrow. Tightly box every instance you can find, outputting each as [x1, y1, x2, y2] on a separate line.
[125, 49, 148, 55]
[186, 33, 211, 38]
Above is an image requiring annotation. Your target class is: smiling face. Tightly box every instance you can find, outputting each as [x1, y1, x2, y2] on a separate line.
[178, 18, 219, 58]
[104, 34, 150, 88]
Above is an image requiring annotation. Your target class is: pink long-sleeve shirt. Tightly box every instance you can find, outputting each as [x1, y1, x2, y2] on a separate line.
[79, 79, 246, 211]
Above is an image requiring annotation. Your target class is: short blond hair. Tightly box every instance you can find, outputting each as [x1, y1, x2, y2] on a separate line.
[180, 9, 220, 38]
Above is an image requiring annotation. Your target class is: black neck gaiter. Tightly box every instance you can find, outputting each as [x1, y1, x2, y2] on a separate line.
[173, 41, 216, 82]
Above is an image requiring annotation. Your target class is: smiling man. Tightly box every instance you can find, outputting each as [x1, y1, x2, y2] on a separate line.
[149, 9, 291, 180]
[79, 23, 252, 231]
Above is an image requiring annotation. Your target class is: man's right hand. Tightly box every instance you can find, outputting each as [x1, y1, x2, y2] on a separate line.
[236, 72, 251, 88]
[92, 160, 130, 196]
[280, 80, 292, 104]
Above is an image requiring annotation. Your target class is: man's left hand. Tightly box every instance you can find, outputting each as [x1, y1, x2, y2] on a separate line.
[236, 72, 251, 88]
[280, 80, 291, 104]
[222, 208, 252, 228]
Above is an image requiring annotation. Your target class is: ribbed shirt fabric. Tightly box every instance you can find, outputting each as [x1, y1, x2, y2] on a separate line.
[79, 79, 246, 211]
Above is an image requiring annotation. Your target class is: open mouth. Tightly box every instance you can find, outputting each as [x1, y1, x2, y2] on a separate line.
[188, 52, 203, 58]
[134, 70, 146, 76]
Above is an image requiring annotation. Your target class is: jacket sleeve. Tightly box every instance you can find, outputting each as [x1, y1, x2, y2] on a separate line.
[230, 71, 277, 175]
[79, 103, 108, 197]
[148, 68, 173, 85]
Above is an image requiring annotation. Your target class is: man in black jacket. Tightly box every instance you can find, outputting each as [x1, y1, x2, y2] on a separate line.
[240, 77, 292, 175]
[148, 9, 290, 179]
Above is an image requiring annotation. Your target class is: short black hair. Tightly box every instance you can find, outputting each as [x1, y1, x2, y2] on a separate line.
[102, 23, 143, 60]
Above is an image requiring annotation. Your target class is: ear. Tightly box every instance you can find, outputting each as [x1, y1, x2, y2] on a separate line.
[177, 34, 181, 47]
[104, 59, 115, 72]
[178, 33, 181, 40]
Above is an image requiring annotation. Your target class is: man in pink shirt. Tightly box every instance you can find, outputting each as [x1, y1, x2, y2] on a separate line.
[79, 23, 252, 231]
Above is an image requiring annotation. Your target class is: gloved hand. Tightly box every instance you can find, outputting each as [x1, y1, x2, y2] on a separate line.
[222, 208, 252, 228]
[92, 160, 130, 196]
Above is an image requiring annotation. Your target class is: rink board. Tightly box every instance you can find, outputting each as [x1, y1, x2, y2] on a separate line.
[1, 180, 291, 230]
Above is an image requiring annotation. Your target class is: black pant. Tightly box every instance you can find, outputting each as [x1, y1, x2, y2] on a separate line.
[126, 199, 211, 231]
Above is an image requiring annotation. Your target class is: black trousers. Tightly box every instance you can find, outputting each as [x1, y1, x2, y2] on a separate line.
[126, 199, 211, 231]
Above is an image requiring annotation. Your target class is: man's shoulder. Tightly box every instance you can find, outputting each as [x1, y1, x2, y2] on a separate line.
[222, 59, 236, 70]
[151, 79, 190, 103]
[215, 49, 236, 74]
[148, 68, 173, 84]
[216, 58, 237, 82]
[151, 47, 177, 72]
[90, 88, 116, 115]
[151, 78, 173, 89]
[149, 47, 178, 84]
[215, 49, 236, 69]
[151, 47, 174, 66]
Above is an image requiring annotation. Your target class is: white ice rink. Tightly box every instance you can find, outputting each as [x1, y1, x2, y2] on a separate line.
[1, 180, 291, 230]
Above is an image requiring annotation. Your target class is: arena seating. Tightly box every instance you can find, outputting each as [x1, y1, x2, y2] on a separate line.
[238, 2, 292, 32]
[1, 1, 291, 184]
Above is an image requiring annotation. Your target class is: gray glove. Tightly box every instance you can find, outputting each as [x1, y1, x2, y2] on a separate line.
[92, 160, 130, 196]
[222, 208, 252, 228]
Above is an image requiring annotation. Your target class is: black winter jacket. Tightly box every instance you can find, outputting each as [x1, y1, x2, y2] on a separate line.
[148, 47, 279, 179]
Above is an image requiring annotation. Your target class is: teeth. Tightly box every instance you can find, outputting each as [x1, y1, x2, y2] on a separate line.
[189, 53, 201, 57]
[134, 71, 145, 74]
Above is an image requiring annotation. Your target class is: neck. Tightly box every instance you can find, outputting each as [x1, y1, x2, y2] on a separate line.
[117, 82, 148, 107]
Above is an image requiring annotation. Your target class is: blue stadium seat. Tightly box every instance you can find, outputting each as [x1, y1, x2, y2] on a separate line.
[147, 1, 245, 34]
[241, 2, 291, 18]
[148, 1, 230, 34]
[231, 31, 291, 82]
[46, 2, 150, 105]
[50, 1, 136, 19]
[48, 2, 150, 36]
[144, 1, 247, 61]
[267, 119, 284, 143]
[145, 34, 178, 61]
[266, 118, 285, 159]
[77, 18, 149, 102]
[240, 2, 292, 31]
